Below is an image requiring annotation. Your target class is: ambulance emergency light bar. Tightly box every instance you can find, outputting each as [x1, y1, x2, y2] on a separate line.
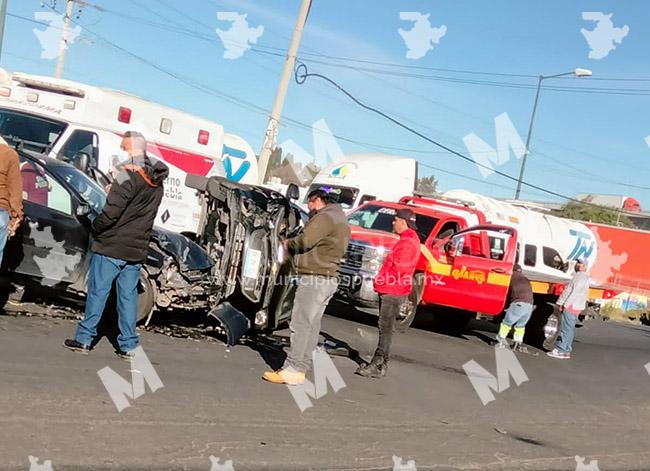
[12, 73, 86, 98]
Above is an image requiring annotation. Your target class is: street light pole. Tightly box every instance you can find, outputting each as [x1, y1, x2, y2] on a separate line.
[514, 75, 543, 200]
[513, 68, 592, 200]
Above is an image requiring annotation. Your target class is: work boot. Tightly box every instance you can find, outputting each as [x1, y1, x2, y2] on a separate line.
[262, 368, 306, 385]
[355, 358, 387, 378]
[62, 339, 90, 355]
[494, 337, 509, 349]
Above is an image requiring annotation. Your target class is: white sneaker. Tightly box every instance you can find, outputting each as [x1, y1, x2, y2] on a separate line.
[546, 348, 570, 359]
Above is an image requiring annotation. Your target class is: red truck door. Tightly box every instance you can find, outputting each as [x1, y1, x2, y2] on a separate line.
[423, 225, 518, 315]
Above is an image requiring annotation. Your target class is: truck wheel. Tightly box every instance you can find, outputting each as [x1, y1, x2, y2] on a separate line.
[525, 302, 558, 349]
[395, 273, 424, 333]
[136, 274, 155, 324]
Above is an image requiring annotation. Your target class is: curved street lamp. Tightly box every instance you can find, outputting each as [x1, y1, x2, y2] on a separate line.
[514, 68, 593, 200]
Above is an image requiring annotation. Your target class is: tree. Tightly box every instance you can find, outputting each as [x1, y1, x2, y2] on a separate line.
[416, 176, 438, 195]
[553, 202, 634, 228]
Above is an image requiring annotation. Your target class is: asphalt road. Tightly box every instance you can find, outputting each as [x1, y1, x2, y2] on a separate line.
[2, 303, 650, 471]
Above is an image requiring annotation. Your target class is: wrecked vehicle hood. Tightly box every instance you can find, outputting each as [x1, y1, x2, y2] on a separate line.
[150, 227, 213, 272]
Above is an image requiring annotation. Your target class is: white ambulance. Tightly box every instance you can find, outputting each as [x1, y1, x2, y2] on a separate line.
[0, 69, 258, 236]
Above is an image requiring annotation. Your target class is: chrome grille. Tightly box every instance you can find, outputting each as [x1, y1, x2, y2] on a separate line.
[341, 241, 366, 272]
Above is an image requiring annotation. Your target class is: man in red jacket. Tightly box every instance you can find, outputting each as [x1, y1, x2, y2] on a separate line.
[356, 208, 421, 378]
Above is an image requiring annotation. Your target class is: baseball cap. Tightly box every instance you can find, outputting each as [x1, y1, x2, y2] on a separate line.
[395, 208, 417, 230]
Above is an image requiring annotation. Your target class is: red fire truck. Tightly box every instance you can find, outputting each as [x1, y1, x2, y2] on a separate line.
[336, 191, 617, 343]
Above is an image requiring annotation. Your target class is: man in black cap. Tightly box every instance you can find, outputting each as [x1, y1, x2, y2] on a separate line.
[263, 187, 350, 384]
[357, 207, 421, 378]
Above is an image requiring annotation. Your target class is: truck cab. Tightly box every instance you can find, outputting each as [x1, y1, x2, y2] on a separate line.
[338, 198, 518, 318]
[303, 154, 418, 212]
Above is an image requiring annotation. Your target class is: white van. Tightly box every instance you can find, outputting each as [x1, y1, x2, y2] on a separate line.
[305, 153, 418, 210]
[0, 70, 258, 236]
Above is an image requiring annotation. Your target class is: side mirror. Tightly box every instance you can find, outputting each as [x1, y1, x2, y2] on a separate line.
[443, 240, 456, 259]
[76, 203, 91, 217]
[286, 183, 300, 201]
[74, 152, 90, 174]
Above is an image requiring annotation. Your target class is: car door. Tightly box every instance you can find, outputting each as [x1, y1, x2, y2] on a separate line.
[423, 225, 517, 315]
[5, 158, 91, 288]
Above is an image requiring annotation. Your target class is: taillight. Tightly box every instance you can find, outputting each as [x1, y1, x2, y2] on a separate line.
[198, 129, 209, 145]
[603, 289, 618, 299]
[26, 92, 39, 102]
[63, 99, 76, 110]
[118, 106, 132, 123]
[0, 87, 10, 97]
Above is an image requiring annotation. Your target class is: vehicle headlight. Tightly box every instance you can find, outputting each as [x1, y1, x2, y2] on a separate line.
[361, 247, 386, 275]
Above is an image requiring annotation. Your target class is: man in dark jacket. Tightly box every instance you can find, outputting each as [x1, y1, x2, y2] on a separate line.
[64, 131, 169, 359]
[495, 264, 534, 352]
[263, 188, 350, 385]
[356, 207, 421, 378]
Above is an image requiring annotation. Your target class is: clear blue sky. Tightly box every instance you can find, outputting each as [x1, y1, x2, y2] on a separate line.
[2, 0, 649, 206]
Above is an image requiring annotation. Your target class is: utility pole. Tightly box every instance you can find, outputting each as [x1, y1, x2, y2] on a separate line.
[55, 0, 76, 79]
[0, 0, 8, 63]
[256, 0, 311, 185]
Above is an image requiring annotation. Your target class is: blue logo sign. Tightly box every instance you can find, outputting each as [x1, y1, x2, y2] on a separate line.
[567, 229, 595, 261]
[223, 145, 251, 182]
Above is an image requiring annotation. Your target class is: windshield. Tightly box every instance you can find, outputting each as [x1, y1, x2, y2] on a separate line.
[348, 204, 438, 243]
[50, 165, 106, 213]
[0, 109, 67, 153]
[304, 184, 359, 209]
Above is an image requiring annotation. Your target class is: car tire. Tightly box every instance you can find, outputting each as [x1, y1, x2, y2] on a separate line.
[394, 272, 424, 333]
[136, 273, 155, 324]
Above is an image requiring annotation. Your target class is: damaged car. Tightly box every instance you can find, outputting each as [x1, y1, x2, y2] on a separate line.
[184, 174, 303, 342]
[2, 150, 217, 323]
[3, 150, 302, 345]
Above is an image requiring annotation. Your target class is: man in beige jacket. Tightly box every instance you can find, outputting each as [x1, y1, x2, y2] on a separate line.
[0, 137, 23, 266]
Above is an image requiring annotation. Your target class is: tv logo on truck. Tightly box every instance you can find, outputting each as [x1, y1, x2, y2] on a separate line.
[568, 229, 596, 262]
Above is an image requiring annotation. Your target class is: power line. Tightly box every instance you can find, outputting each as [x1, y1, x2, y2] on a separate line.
[294, 63, 646, 215]
[297, 57, 650, 96]
[21, 5, 648, 199]
[290, 50, 650, 83]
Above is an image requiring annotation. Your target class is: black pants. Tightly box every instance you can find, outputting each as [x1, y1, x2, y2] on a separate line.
[372, 294, 407, 364]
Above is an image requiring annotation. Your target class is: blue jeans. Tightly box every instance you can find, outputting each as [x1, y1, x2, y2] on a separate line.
[556, 309, 577, 353]
[502, 301, 533, 328]
[75, 253, 142, 352]
[0, 209, 9, 267]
